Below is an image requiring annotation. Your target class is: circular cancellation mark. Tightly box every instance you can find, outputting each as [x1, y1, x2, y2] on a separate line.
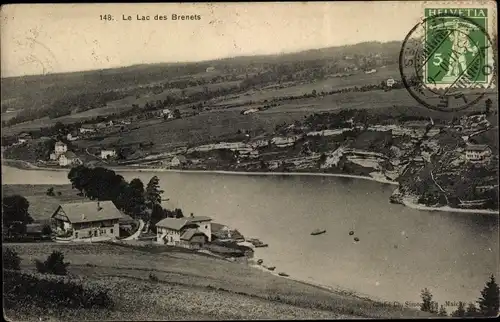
[399, 12, 496, 112]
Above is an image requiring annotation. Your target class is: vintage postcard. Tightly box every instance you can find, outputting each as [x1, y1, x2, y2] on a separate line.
[1, 1, 498, 321]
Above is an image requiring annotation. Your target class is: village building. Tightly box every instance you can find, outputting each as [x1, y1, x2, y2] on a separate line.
[465, 144, 492, 162]
[101, 149, 117, 160]
[242, 108, 259, 115]
[59, 151, 82, 167]
[171, 155, 188, 167]
[66, 132, 79, 141]
[51, 201, 123, 241]
[54, 141, 68, 154]
[206, 66, 216, 72]
[80, 125, 96, 134]
[162, 109, 173, 119]
[156, 216, 212, 248]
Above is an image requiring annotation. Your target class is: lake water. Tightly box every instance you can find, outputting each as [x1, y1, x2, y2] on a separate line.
[2, 165, 499, 310]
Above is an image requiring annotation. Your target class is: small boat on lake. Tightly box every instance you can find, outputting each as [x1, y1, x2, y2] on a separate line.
[311, 229, 326, 236]
[278, 272, 289, 277]
[267, 266, 276, 271]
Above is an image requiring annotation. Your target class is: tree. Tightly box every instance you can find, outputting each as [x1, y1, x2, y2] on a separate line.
[145, 176, 164, 207]
[485, 98, 492, 116]
[41, 225, 52, 236]
[3, 248, 21, 270]
[477, 274, 500, 317]
[173, 208, 184, 218]
[420, 288, 438, 313]
[465, 302, 480, 317]
[35, 251, 70, 275]
[438, 305, 447, 317]
[173, 109, 181, 119]
[451, 302, 466, 317]
[2, 195, 33, 235]
[127, 178, 147, 216]
[46, 187, 55, 196]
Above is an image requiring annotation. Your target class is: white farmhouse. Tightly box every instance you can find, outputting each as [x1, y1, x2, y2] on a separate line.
[54, 141, 68, 154]
[101, 149, 117, 160]
[156, 216, 212, 248]
[171, 155, 187, 167]
[162, 109, 173, 119]
[59, 151, 82, 167]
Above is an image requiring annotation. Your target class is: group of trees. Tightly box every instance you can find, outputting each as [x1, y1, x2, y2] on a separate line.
[420, 275, 499, 317]
[2, 195, 34, 236]
[67, 166, 184, 228]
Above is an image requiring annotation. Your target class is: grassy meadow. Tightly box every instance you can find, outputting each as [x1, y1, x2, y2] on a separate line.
[4, 242, 435, 320]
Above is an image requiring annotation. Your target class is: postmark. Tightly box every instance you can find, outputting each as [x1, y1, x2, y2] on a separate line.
[399, 8, 496, 112]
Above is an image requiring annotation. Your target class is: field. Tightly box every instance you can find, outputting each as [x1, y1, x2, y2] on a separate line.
[215, 66, 399, 106]
[3, 242, 435, 320]
[2, 184, 85, 223]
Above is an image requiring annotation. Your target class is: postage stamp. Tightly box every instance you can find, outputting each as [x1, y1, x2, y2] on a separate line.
[423, 8, 492, 88]
[399, 5, 496, 112]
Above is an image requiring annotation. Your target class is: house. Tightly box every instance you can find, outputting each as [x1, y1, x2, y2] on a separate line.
[242, 108, 259, 115]
[66, 133, 79, 141]
[365, 69, 377, 74]
[59, 151, 82, 167]
[171, 155, 188, 167]
[80, 125, 96, 134]
[386, 78, 395, 87]
[162, 109, 173, 119]
[156, 215, 212, 248]
[206, 66, 216, 72]
[101, 149, 117, 160]
[51, 201, 123, 240]
[465, 144, 492, 162]
[54, 141, 68, 154]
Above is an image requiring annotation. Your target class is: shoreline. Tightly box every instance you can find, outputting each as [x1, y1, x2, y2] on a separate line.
[247, 262, 387, 304]
[2, 160, 498, 215]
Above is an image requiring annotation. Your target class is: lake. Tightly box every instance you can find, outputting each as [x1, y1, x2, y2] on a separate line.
[2, 165, 499, 310]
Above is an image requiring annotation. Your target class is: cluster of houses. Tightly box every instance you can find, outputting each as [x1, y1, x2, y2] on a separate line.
[48, 141, 118, 167]
[50, 141, 82, 167]
[22, 197, 244, 252]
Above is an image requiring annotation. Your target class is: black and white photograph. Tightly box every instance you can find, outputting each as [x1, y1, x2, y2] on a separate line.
[1, 2, 499, 320]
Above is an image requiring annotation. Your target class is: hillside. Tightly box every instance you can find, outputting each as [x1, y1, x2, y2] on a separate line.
[3, 242, 434, 320]
[1, 40, 400, 126]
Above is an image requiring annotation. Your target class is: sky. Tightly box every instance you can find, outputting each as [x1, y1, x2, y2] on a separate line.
[0, 1, 496, 77]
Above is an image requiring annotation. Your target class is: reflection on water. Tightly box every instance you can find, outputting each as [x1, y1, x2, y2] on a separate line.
[2, 166, 499, 307]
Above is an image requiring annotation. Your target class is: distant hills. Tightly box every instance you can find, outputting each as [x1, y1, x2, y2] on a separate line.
[1, 40, 403, 123]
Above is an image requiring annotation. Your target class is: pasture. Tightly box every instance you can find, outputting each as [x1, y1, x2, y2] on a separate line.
[4, 242, 434, 320]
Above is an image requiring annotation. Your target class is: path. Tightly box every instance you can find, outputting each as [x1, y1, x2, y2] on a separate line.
[122, 219, 145, 241]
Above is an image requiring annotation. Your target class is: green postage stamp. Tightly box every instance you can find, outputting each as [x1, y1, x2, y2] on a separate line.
[423, 8, 494, 89]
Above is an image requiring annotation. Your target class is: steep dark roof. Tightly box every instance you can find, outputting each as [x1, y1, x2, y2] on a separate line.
[53, 201, 123, 224]
[211, 222, 227, 233]
[180, 228, 206, 241]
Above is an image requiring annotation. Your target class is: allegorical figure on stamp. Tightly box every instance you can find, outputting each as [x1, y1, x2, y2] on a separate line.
[444, 19, 479, 80]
